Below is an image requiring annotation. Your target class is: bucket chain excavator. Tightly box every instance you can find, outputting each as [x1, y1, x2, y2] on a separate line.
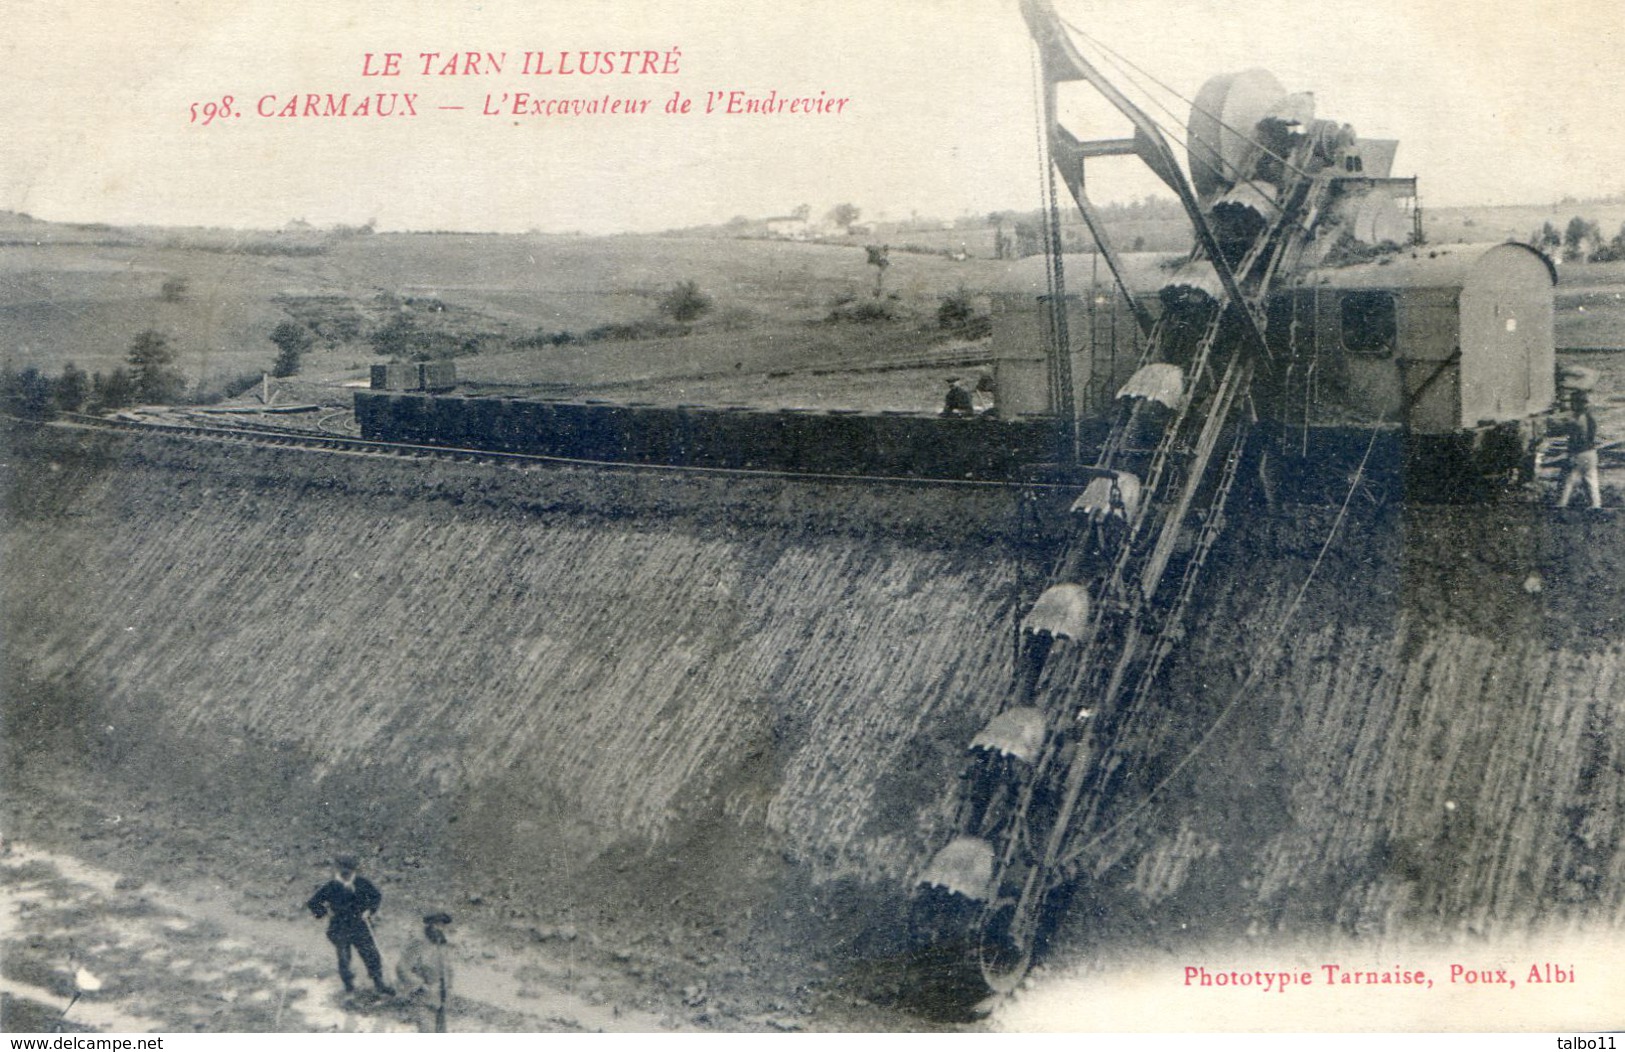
[911, 0, 1415, 999]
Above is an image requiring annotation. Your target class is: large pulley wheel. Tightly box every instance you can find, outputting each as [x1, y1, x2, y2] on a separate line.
[1187, 69, 1288, 200]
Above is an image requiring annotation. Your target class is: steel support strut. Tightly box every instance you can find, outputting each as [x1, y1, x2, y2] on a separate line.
[1019, 0, 1269, 360]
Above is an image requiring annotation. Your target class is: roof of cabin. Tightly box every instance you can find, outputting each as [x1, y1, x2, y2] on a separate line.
[1294, 241, 1557, 291]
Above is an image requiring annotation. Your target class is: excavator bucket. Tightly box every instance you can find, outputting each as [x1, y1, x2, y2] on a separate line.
[1158, 261, 1223, 302]
[1117, 363, 1185, 408]
[970, 707, 1045, 764]
[917, 836, 995, 901]
[1020, 583, 1090, 640]
[1071, 472, 1143, 526]
[1212, 180, 1279, 256]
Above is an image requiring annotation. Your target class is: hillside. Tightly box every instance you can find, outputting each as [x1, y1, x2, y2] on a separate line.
[4, 208, 1625, 414]
[0, 221, 1005, 397]
[3, 424, 1621, 1029]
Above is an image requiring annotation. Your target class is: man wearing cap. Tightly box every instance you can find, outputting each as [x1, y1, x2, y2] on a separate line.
[941, 376, 974, 417]
[306, 854, 395, 996]
[396, 912, 455, 1031]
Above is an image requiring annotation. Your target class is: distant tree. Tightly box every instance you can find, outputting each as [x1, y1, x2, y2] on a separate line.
[159, 276, 189, 302]
[369, 314, 418, 359]
[54, 362, 89, 413]
[865, 244, 890, 297]
[1012, 221, 1043, 258]
[91, 368, 137, 412]
[658, 280, 713, 323]
[988, 211, 1014, 260]
[828, 203, 861, 230]
[791, 203, 811, 222]
[303, 303, 364, 345]
[1564, 216, 1602, 261]
[1590, 222, 1625, 263]
[269, 320, 314, 377]
[1531, 221, 1561, 251]
[126, 328, 186, 403]
[937, 288, 992, 339]
[839, 299, 893, 323]
[0, 366, 53, 418]
[938, 288, 975, 330]
[127, 329, 185, 403]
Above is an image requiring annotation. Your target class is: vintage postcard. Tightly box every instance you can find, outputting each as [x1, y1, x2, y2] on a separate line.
[2, 0, 1622, 1037]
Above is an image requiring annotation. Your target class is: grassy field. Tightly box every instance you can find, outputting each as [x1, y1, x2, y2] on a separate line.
[1425, 202, 1625, 249]
[0, 212, 1013, 400]
[3, 205, 1624, 410]
[1555, 260, 1625, 349]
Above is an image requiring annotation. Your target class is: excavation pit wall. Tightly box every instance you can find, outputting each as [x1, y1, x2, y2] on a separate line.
[2, 424, 1622, 962]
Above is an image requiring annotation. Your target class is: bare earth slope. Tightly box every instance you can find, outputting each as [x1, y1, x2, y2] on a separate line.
[3, 423, 1623, 1029]
[3, 428, 1028, 886]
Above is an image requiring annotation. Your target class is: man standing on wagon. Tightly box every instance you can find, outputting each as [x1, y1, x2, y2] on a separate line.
[1558, 389, 1603, 509]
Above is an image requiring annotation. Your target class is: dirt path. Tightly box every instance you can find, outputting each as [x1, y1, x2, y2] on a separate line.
[0, 753, 923, 1034]
[1, 839, 685, 1033]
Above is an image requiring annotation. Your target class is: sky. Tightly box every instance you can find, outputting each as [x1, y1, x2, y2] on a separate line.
[2, 0, 1622, 234]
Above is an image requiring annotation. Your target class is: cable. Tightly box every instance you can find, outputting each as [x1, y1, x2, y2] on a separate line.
[1062, 419, 1384, 869]
[1030, 33, 1076, 453]
[1072, 34, 1290, 220]
[1061, 15, 1314, 185]
[1054, 12, 1330, 257]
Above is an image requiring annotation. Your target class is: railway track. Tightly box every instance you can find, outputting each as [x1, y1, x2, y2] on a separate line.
[57, 412, 491, 461]
[26, 410, 1603, 495]
[33, 411, 1083, 492]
